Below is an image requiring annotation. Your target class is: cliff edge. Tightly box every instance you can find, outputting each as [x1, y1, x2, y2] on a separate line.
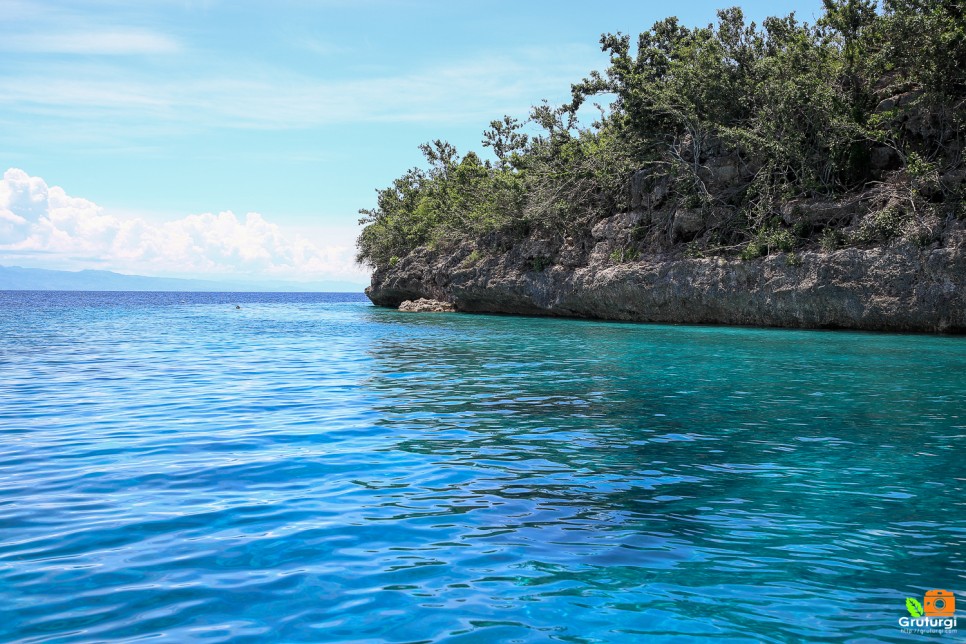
[367, 213, 966, 333]
[359, 4, 966, 333]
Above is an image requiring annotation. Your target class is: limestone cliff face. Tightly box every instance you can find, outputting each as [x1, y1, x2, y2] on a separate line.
[366, 212, 966, 334]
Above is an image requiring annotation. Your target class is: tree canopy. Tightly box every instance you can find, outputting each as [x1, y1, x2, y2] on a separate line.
[358, 1, 965, 268]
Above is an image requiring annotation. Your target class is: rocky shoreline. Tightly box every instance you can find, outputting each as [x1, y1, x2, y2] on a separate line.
[366, 212, 966, 334]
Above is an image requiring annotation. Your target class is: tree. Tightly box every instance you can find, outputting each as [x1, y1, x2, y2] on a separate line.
[482, 116, 529, 170]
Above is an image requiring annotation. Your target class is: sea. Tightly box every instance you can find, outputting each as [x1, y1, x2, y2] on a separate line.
[1, 291, 963, 643]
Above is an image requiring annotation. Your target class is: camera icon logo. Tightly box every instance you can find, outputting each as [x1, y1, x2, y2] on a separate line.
[924, 589, 956, 617]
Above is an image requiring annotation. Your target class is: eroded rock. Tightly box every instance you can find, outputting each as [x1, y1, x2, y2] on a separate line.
[398, 298, 456, 313]
[367, 216, 966, 333]
[672, 209, 704, 241]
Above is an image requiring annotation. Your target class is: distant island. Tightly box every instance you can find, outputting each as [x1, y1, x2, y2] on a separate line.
[0, 265, 366, 292]
[359, 1, 965, 333]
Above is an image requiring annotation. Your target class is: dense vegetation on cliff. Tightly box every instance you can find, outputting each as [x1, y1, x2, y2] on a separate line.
[357, 0, 965, 268]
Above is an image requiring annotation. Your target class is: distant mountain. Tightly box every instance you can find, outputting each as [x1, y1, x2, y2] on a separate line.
[0, 266, 366, 292]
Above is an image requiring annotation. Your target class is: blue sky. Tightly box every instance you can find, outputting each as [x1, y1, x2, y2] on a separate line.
[0, 0, 824, 285]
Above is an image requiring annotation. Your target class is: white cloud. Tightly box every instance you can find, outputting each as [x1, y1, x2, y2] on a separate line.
[1, 30, 182, 55]
[0, 45, 601, 131]
[0, 168, 365, 282]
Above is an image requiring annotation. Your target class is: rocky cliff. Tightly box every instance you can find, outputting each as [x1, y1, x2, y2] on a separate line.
[366, 210, 966, 334]
[360, 4, 966, 334]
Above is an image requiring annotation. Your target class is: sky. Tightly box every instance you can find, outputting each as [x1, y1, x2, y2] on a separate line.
[0, 0, 824, 287]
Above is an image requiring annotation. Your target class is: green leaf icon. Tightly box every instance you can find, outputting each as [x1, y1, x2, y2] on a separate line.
[906, 597, 924, 617]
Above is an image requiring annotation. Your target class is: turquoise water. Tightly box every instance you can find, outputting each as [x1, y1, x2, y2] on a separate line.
[1, 291, 963, 643]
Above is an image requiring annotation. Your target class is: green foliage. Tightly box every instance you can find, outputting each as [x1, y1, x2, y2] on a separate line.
[904, 152, 941, 197]
[483, 116, 529, 170]
[358, 1, 965, 269]
[820, 227, 845, 251]
[876, 207, 908, 239]
[530, 255, 552, 272]
[769, 229, 798, 253]
[462, 249, 483, 266]
[355, 140, 527, 267]
[632, 223, 649, 241]
[741, 227, 797, 259]
[876, 1, 966, 102]
[684, 241, 704, 258]
[852, 206, 908, 243]
[740, 240, 766, 260]
[609, 246, 640, 263]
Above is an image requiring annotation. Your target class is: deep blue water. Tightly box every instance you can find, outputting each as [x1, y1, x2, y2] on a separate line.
[1, 290, 963, 643]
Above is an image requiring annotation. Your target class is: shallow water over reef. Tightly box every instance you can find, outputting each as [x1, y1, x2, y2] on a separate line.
[1, 291, 963, 642]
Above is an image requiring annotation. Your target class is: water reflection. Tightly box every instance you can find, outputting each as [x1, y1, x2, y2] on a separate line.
[363, 309, 966, 641]
[0, 296, 962, 643]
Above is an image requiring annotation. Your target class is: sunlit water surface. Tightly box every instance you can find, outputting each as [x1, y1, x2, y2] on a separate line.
[1, 291, 963, 643]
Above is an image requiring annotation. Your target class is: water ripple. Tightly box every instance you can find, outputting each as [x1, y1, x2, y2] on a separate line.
[0, 291, 964, 642]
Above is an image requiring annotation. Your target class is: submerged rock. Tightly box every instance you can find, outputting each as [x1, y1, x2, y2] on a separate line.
[398, 298, 456, 313]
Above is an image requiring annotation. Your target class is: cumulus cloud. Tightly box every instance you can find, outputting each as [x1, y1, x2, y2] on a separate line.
[0, 168, 363, 281]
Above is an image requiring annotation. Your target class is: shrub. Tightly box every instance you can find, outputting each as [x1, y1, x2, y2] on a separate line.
[610, 246, 640, 263]
[462, 249, 483, 266]
[357, 1, 965, 270]
[820, 227, 844, 252]
[530, 255, 552, 272]
[684, 241, 704, 258]
[742, 227, 797, 259]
